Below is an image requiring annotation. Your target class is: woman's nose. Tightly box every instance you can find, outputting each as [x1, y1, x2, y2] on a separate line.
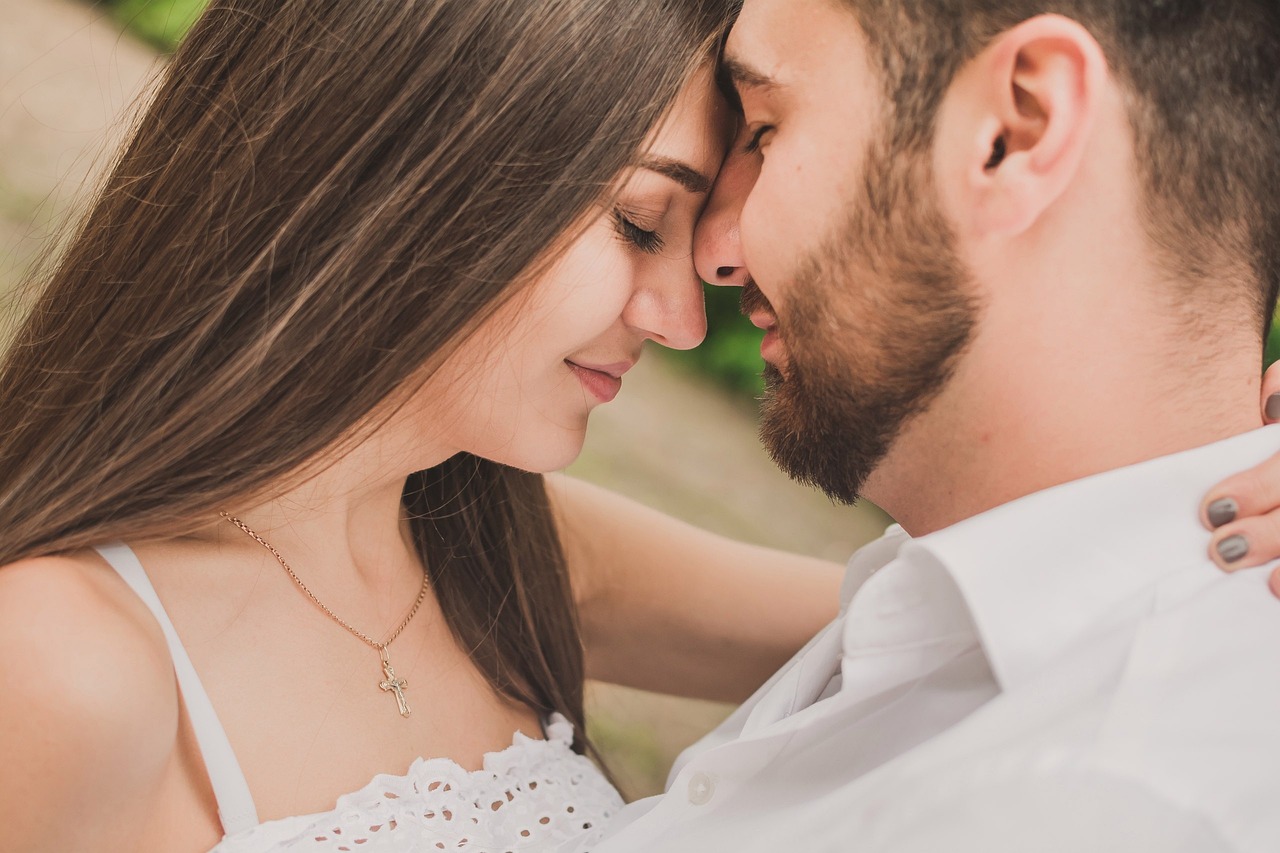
[695, 145, 758, 287]
[623, 258, 708, 351]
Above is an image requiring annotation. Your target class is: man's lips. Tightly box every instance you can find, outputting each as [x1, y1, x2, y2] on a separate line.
[565, 360, 633, 403]
[747, 311, 784, 363]
[748, 311, 778, 332]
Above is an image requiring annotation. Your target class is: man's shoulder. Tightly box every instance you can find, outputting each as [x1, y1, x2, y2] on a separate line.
[860, 566, 1280, 849]
[1097, 564, 1280, 794]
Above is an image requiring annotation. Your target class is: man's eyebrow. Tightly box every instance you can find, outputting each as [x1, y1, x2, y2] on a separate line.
[639, 156, 713, 195]
[721, 55, 778, 92]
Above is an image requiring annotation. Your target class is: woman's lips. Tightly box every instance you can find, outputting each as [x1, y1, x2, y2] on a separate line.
[566, 360, 628, 403]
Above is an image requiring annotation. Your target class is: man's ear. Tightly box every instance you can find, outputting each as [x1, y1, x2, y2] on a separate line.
[935, 14, 1108, 239]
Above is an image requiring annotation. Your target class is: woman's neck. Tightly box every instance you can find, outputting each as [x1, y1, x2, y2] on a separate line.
[208, 421, 456, 598]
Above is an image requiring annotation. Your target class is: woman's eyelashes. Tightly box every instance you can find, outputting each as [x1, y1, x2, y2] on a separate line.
[612, 208, 665, 255]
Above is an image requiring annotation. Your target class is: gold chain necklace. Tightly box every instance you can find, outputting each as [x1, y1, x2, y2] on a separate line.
[220, 512, 429, 718]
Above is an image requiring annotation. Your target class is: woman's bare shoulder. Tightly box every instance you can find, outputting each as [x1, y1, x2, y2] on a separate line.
[0, 553, 181, 830]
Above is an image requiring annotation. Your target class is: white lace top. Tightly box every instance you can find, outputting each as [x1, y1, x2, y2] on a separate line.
[212, 714, 622, 852]
[96, 544, 623, 853]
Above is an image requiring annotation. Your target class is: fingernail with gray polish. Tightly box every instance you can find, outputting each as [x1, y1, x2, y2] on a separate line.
[1266, 393, 1280, 422]
[1217, 534, 1249, 564]
[1207, 497, 1238, 528]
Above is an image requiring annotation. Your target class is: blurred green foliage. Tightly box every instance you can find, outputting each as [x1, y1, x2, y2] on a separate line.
[1266, 321, 1280, 370]
[103, 0, 205, 51]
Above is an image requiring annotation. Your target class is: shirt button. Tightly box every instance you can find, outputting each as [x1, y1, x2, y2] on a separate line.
[687, 771, 716, 806]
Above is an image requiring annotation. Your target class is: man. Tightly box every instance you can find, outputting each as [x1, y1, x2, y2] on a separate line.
[590, 0, 1280, 849]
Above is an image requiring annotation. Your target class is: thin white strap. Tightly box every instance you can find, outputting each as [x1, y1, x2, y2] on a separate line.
[94, 544, 260, 836]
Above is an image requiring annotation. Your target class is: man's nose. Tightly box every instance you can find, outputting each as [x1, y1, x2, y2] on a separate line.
[695, 145, 758, 288]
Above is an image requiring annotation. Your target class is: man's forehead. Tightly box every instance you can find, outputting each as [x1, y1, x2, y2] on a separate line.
[725, 0, 863, 90]
[724, 0, 787, 83]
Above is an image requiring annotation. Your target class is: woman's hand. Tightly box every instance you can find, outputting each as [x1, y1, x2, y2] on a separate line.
[1200, 360, 1280, 597]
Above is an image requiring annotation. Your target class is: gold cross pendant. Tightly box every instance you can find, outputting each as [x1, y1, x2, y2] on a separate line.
[378, 647, 411, 718]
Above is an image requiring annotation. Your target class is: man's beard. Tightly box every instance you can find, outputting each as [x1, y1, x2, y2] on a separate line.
[751, 132, 980, 505]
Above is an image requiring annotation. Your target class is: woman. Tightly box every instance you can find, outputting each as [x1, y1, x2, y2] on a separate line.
[0, 0, 822, 850]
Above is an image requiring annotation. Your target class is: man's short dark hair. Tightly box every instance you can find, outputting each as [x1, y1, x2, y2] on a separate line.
[847, 1, 1280, 335]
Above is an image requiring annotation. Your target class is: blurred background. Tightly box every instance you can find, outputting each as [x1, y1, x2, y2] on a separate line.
[9, 0, 1272, 802]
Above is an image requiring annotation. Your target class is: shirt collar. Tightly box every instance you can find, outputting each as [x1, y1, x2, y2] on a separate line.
[839, 523, 912, 612]
[904, 425, 1280, 691]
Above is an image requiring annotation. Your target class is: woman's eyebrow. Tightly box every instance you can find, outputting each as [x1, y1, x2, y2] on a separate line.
[639, 156, 713, 195]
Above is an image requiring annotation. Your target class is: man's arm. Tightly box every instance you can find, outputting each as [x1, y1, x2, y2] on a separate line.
[546, 474, 843, 702]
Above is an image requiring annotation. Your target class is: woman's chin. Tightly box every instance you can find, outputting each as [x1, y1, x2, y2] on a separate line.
[480, 430, 588, 475]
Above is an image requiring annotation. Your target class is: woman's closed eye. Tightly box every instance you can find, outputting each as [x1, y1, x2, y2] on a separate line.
[613, 208, 665, 254]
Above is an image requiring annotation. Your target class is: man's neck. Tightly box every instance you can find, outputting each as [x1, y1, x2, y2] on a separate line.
[866, 314, 1265, 537]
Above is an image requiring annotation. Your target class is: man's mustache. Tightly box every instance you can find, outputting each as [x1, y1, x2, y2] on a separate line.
[738, 279, 774, 318]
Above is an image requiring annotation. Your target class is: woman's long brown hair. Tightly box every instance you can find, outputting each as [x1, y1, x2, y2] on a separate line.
[0, 0, 731, 751]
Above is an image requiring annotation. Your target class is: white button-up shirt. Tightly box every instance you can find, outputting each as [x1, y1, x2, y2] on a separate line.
[589, 426, 1280, 852]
